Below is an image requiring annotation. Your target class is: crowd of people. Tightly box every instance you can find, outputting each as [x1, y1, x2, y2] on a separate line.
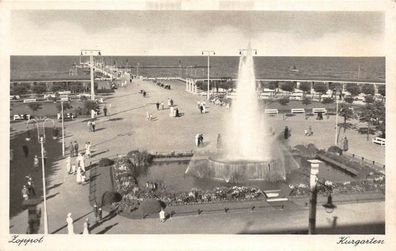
[66, 141, 92, 185]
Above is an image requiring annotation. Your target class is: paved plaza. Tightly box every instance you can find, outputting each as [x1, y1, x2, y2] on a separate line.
[9, 79, 385, 234]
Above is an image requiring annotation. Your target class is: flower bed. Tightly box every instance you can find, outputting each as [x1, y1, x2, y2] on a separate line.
[109, 146, 385, 216]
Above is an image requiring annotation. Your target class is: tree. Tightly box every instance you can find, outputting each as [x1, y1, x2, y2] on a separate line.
[267, 81, 279, 90]
[27, 102, 42, 115]
[321, 97, 334, 104]
[313, 82, 327, 94]
[302, 97, 311, 106]
[345, 83, 360, 96]
[32, 83, 47, 94]
[361, 84, 375, 95]
[278, 97, 290, 105]
[338, 103, 355, 126]
[377, 85, 385, 96]
[11, 85, 29, 95]
[83, 100, 99, 115]
[51, 83, 66, 93]
[55, 102, 73, 112]
[337, 103, 355, 139]
[359, 101, 385, 139]
[365, 95, 374, 104]
[299, 82, 311, 94]
[328, 82, 342, 91]
[279, 82, 294, 92]
[344, 96, 354, 104]
[69, 83, 85, 93]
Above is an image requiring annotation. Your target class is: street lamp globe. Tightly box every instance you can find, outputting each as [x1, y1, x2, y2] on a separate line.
[322, 194, 337, 214]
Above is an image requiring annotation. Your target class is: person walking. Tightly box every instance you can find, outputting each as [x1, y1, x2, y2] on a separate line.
[33, 155, 39, 169]
[66, 156, 72, 174]
[74, 141, 79, 156]
[159, 208, 166, 223]
[85, 142, 91, 158]
[70, 142, 75, 157]
[76, 167, 82, 184]
[91, 121, 96, 132]
[342, 136, 349, 152]
[93, 203, 98, 223]
[21, 185, 29, 200]
[77, 153, 85, 172]
[156, 102, 160, 110]
[199, 134, 204, 146]
[284, 126, 290, 140]
[195, 134, 200, 147]
[199, 104, 203, 114]
[22, 145, 29, 158]
[87, 120, 92, 132]
[83, 218, 90, 234]
[103, 105, 108, 117]
[66, 213, 74, 234]
[98, 208, 103, 223]
[170, 99, 174, 106]
[26, 176, 36, 197]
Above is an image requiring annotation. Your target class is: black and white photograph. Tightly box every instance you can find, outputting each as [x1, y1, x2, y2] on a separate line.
[1, 1, 395, 250]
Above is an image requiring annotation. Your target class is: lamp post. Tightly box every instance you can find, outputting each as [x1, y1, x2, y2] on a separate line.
[335, 90, 339, 145]
[40, 136, 49, 234]
[307, 159, 321, 234]
[202, 50, 215, 100]
[26, 117, 55, 234]
[81, 49, 101, 118]
[61, 101, 65, 157]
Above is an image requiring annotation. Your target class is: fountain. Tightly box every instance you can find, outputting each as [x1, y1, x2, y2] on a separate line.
[186, 45, 292, 183]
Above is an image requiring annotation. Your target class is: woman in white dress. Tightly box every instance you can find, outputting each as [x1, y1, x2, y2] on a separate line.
[85, 142, 91, 158]
[76, 167, 82, 184]
[82, 218, 90, 234]
[66, 156, 71, 174]
[66, 213, 74, 234]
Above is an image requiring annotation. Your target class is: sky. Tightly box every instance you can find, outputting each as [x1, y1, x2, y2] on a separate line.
[10, 10, 385, 56]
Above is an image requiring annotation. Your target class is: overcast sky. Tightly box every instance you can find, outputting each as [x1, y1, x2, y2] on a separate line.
[10, 10, 385, 56]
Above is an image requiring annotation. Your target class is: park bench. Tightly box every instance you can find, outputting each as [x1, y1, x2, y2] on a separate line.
[23, 98, 37, 103]
[263, 190, 281, 198]
[13, 114, 31, 121]
[264, 109, 279, 115]
[312, 107, 327, 114]
[291, 108, 305, 114]
[372, 137, 385, 146]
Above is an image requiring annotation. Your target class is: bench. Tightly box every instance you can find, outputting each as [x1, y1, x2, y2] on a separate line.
[23, 99, 37, 103]
[372, 137, 385, 146]
[291, 108, 305, 114]
[13, 114, 31, 121]
[312, 108, 327, 114]
[264, 109, 279, 115]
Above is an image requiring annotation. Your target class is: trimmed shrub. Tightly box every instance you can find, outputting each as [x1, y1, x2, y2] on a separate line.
[322, 97, 334, 104]
[140, 199, 162, 218]
[278, 97, 290, 105]
[101, 191, 122, 206]
[99, 158, 114, 167]
[327, 146, 343, 155]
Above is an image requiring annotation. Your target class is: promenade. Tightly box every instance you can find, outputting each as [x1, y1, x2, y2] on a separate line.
[9, 79, 385, 234]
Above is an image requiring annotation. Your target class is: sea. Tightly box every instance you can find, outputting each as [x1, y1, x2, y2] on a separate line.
[10, 56, 385, 83]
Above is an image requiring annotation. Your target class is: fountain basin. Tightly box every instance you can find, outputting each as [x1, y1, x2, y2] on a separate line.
[207, 157, 286, 183]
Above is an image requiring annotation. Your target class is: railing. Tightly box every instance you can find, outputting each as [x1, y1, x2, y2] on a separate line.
[343, 152, 385, 170]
